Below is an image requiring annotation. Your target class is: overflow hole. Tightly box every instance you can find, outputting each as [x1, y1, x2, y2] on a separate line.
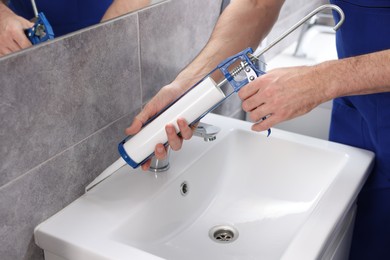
[180, 182, 189, 196]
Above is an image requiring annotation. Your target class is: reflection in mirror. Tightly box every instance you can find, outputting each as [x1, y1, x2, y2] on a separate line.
[102, 0, 164, 22]
[0, 0, 165, 58]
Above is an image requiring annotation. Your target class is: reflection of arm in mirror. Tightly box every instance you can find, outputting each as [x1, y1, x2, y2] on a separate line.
[0, 1, 33, 57]
[101, 0, 151, 22]
[0, 0, 152, 57]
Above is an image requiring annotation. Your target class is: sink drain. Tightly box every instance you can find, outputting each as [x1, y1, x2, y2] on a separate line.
[209, 225, 239, 243]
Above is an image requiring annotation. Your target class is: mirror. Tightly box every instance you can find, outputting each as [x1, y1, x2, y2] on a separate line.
[0, 0, 165, 57]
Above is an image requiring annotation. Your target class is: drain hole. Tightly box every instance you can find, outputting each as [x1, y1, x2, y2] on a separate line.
[209, 225, 238, 243]
[180, 182, 189, 196]
[214, 229, 234, 241]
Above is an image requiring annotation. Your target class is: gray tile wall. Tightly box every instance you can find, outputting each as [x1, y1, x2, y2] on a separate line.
[0, 0, 328, 258]
[139, 0, 223, 101]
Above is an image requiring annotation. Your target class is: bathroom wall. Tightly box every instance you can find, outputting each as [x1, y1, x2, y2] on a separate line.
[0, 0, 328, 259]
[0, 0, 222, 259]
[263, 0, 329, 60]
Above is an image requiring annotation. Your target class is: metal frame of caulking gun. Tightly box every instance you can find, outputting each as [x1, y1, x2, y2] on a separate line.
[118, 4, 345, 169]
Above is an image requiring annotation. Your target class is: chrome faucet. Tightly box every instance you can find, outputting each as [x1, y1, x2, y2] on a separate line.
[149, 122, 221, 172]
[193, 122, 221, 142]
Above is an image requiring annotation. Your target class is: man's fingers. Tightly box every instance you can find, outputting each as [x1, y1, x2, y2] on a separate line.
[238, 80, 259, 100]
[13, 30, 32, 49]
[141, 159, 152, 171]
[154, 143, 167, 159]
[251, 114, 277, 132]
[177, 118, 193, 140]
[0, 46, 13, 56]
[125, 98, 163, 135]
[1, 37, 20, 52]
[166, 124, 183, 151]
[125, 116, 144, 135]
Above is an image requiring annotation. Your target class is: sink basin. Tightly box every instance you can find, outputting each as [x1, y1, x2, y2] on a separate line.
[34, 113, 374, 260]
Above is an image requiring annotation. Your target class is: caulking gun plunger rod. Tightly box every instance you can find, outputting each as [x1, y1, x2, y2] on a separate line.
[30, 0, 39, 17]
[216, 4, 345, 89]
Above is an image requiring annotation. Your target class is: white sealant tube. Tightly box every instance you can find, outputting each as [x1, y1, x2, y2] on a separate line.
[123, 77, 225, 166]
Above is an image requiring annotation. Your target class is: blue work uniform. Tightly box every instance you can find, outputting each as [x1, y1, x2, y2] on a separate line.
[329, 0, 390, 259]
[8, 0, 113, 37]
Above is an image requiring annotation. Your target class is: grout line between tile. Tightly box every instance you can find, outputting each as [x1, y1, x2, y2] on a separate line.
[0, 112, 133, 191]
[136, 12, 144, 106]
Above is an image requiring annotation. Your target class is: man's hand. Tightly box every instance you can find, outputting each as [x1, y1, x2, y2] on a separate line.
[125, 81, 194, 171]
[0, 4, 33, 57]
[239, 65, 329, 132]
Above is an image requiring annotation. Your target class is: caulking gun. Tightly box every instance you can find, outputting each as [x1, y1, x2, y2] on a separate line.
[118, 4, 345, 169]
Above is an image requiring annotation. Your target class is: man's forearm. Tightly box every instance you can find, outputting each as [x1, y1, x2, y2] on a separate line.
[318, 49, 390, 99]
[102, 0, 150, 21]
[175, 0, 285, 87]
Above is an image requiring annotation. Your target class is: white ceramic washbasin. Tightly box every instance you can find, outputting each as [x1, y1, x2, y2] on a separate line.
[34, 113, 374, 260]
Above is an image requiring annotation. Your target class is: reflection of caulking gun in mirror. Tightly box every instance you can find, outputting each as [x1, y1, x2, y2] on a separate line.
[25, 0, 54, 45]
[118, 4, 345, 169]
